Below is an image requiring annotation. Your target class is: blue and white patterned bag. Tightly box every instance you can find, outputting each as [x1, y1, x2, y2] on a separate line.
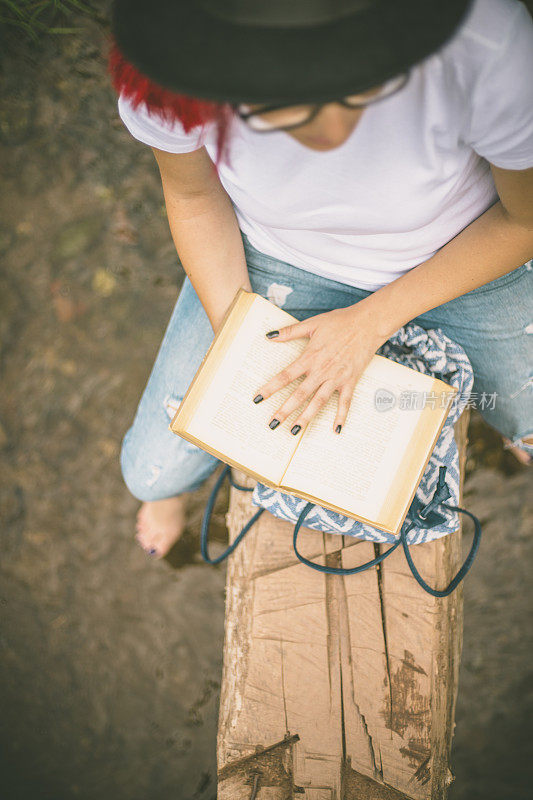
[252, 322, 472, 545]
[201, 323, 482, 596]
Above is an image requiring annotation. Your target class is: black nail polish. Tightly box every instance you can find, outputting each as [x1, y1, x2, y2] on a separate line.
[291, 424, 301, 435]
[253, 394, 263, 403]
[269, 418, 280, 429]
[335, 424, 342, 434]
[266, 330, 279, 339]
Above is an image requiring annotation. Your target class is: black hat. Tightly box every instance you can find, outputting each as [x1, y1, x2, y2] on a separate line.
[111, 0, 474, 104]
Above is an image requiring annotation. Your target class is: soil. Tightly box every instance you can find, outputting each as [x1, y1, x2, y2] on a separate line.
[0, 4, 531, 799]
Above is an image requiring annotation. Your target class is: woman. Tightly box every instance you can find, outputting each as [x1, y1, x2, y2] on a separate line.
[110, 0, 533, 558]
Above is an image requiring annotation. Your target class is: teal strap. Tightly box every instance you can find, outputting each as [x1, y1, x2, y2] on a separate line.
[401, 502, 481, 597]
[200, 465, 482, 597]
[291, 505, 481, 596]
[290, 468, 482, 597]
[200, 465, 264, 565]
[292, 501, 403, 574]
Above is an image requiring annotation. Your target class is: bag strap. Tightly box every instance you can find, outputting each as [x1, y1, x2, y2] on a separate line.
[200, 465, 264, 565]
[200, 465, 482, 597]
[292, 501, 403, 574]
[291, 467, 482, 595]
[401, 503, 482, 597]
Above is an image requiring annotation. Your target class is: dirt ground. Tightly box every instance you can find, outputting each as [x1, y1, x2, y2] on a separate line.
[0, 4, 531, 800]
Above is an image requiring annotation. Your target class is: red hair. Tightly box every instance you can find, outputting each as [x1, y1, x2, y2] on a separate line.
[107, 36, 233, 168]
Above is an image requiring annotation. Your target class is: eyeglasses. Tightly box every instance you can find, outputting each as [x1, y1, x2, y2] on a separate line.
[234, 71, 410, 132]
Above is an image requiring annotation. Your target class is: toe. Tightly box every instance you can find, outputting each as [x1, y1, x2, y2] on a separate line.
[135, 533, 161, 558]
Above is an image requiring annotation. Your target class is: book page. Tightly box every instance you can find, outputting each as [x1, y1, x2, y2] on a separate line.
[281, 356, 437, 525]
[186, 295, 309, 484]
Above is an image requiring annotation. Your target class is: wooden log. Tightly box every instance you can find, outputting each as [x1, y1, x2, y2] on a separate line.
[217, 409, 470, 800]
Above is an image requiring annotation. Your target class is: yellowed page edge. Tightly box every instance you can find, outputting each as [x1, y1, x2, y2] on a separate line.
[169, 287, 255, 434]
[170, 289, 307, 486]
[377, 377, 458, 534]
[277, 480, 398, 535]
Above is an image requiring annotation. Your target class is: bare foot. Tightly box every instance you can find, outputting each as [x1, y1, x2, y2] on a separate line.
[135, 494, 190, 558]
[502, 436, 532, 466]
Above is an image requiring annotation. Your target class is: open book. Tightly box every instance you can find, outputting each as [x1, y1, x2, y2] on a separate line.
[169, 288, 457, 537]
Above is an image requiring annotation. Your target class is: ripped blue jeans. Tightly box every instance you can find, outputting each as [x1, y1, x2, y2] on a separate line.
[120, 231, 533, 501]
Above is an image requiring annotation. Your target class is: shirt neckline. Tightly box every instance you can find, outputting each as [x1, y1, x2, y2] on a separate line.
[234, 101, 375, 159]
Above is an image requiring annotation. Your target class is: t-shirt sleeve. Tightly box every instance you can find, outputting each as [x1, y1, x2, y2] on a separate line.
[117, 92, 214, 153]
[464, 0, 533, 169]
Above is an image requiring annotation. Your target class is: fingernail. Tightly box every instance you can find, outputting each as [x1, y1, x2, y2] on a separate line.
[269, 418, 280, 429]
[291, 424, 301, 435]
[335, 424, 342, 434]
[266, 330, 279, 339]
[148, 548, 157, 555]
[253, 394, 263, 403]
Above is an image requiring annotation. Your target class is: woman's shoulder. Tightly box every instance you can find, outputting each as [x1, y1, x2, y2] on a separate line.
[456, 0, 526, 49]
[117, 92, 217, 154]
[436, 0, 533, 169]
[439, 0, 531, 72]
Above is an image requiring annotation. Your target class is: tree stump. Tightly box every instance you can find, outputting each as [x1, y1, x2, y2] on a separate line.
[217, 409, 470, 800]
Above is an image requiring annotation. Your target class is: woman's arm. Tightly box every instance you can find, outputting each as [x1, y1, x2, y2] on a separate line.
[359, 165, 533, 340]
[152, 146, 252, 332]
[255, 164, 533, 434]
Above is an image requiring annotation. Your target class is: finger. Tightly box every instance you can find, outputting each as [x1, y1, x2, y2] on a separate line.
[267, 374, 323, 428]
[291, 380, 337, 430]
[332, 381, 356, 434]
[253, 358, 309, 403]
[265, 318, 314, 342]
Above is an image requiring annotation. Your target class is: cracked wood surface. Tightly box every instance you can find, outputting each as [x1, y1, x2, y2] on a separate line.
[218, 410, 469, 799]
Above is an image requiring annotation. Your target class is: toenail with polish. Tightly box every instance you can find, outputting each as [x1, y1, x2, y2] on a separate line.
[269, 418, 280, 429]
[253, 394, 263, 403]
[291, 424, 301, 435]
[148, 548, 157, 555]
[266, 330, 279, 339]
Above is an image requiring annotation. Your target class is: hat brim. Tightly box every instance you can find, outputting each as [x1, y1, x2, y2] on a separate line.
[112, 0, 474, 104]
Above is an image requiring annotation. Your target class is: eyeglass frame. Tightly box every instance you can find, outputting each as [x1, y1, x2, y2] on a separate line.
[233, 70, 411, 132]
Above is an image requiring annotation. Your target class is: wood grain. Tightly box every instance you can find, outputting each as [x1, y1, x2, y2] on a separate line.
[217, 409, 470, 799]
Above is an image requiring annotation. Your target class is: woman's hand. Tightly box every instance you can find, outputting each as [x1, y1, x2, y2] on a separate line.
[252, 303, 388, 435]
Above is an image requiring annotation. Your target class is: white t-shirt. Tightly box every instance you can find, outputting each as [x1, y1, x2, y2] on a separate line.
[117, 0, 533, 291]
